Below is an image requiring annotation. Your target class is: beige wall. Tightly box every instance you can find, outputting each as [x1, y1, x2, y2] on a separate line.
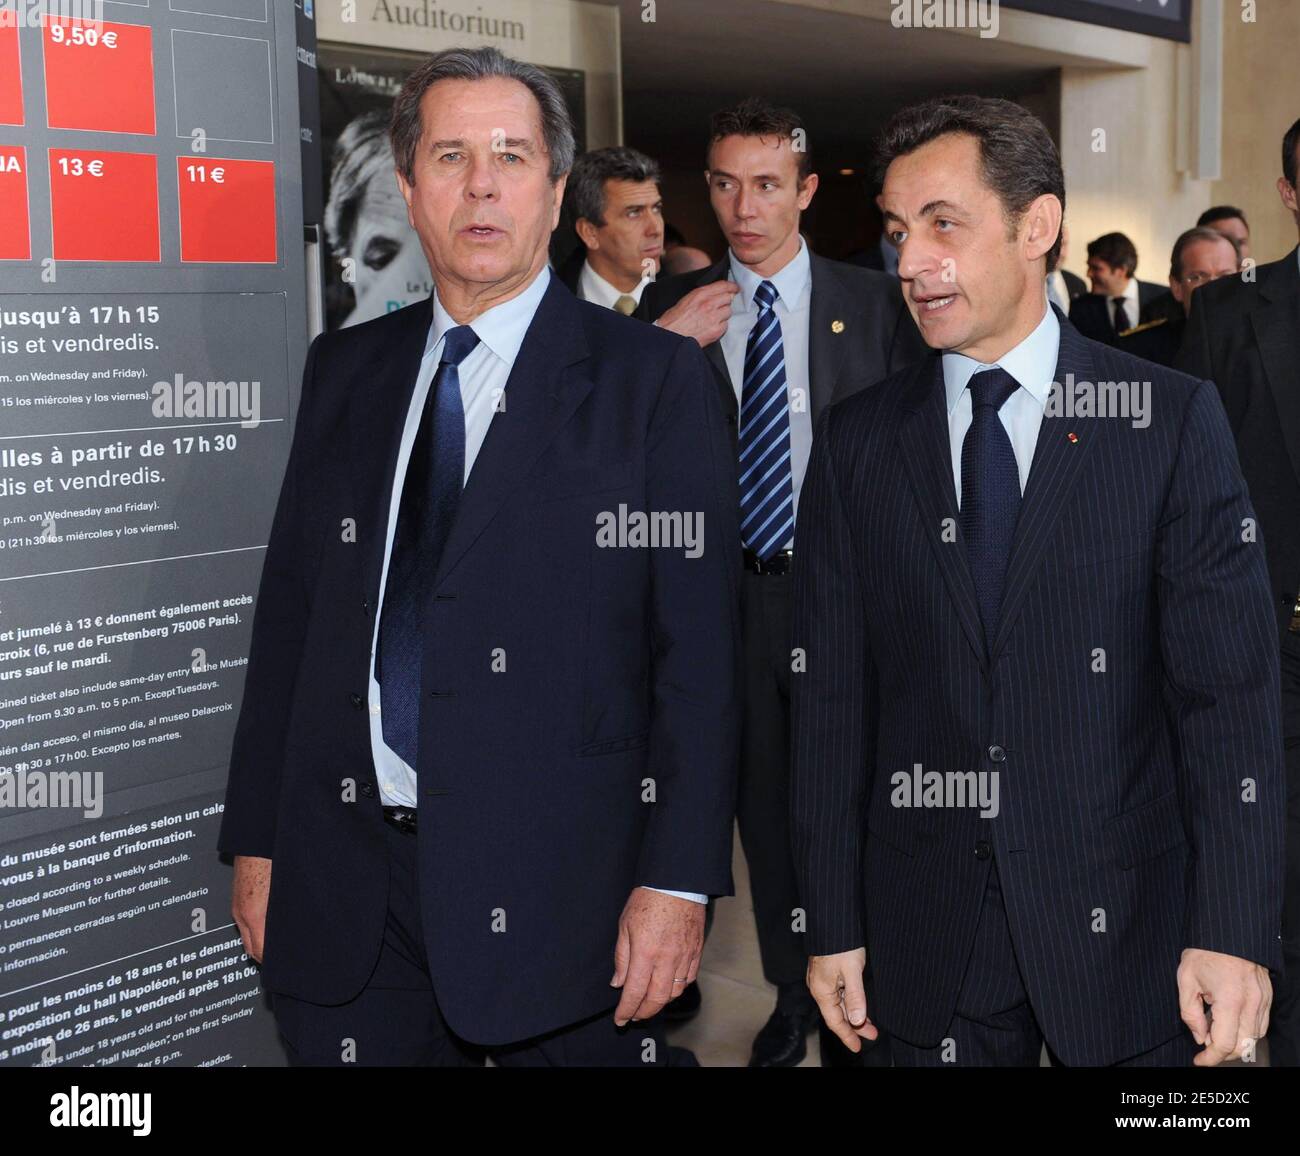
[1056, 51, 1214, 287]
[1212, 2, 1300, 264]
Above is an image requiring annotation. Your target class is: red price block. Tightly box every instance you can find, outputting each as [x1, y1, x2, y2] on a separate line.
[44, 18, 155, 135]
[0, 146, 30, 260]
[178, 158, 276, 263]
[0, 11, 22, 126]
[49, 149, 160, 262]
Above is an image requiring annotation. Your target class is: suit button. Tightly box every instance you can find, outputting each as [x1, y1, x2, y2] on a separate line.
[360, 782, 375, 798]
[349, 692, 364, 710]
[974, 840, 991, 860]
[362, 598, 372, 616]
[726, 413, 737, 426]
[987, 744, 1006, 763]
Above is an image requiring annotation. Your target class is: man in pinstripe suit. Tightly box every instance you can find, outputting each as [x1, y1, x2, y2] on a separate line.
[790, 96, 1286, 1067]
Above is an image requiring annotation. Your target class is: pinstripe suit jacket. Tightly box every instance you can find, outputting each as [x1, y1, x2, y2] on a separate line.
[790, 311, 1286, 1065]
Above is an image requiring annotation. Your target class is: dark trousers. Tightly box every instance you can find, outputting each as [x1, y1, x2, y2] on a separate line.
[269, 818, 665, 1067]
[1269, 640, 1300, 1066]
[891, 859, 1195, 1067]
[736, 569, 805, 989]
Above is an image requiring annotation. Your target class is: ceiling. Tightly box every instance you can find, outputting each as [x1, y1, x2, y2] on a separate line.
[593, 0, 1079, 171]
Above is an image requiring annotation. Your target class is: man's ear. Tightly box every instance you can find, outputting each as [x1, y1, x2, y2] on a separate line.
[395, 167, 416, 230]
[550, 173, 569, 231]
[1278, 176, 1299, 215]
[1024, 193, 1063, 265]
[797, 171, 820, 211]
[574, 217, 599, 250]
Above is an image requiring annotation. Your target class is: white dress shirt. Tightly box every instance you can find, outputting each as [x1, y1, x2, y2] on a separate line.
[720, 236, 814, 544]
[1105, 276, 1141, 333]
[578, 258, 650, 311]
[368, 264, 705, 903]
[942, 304, 1061, 507]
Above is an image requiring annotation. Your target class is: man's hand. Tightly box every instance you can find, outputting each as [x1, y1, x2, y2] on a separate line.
[1177, 947, 1272, 1066]
[808, 948, 877, 1053]
[654, 281, 739, 347]
[231, 854, 272, 964]
[611, 887, 705, 1025]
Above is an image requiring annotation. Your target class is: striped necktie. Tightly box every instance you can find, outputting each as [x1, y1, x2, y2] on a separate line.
[377, 324, 478, 770]
[738, 280, 794, 561]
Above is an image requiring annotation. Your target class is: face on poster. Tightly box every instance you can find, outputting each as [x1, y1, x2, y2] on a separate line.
[317, 45, 585, 329]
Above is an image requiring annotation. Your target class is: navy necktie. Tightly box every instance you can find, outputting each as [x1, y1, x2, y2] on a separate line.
[1112, 298, 1131, 334]
[960, 367, 1021, 638]
[738, 280, 794, 560]
[377, 324, 478, 769]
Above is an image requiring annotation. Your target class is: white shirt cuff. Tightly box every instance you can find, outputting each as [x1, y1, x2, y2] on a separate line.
[644, 886, 708, 904]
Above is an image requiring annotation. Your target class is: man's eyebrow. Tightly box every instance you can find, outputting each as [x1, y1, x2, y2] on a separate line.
[917, 199, 964, 218]
[429, 137, 537, 153]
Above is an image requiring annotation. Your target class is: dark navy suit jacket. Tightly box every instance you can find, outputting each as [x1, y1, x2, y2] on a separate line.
[791, 310, 1285, 1065]
[218, 275, 742, 1045]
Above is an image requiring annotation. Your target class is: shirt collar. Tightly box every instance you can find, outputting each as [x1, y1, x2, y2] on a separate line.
[578, 259, 648, 310]
[427, 264, 551, 368]
[728, 235, 811, 311]
[941, 304, 1060, 415]
[1116, 277, 1139, 309]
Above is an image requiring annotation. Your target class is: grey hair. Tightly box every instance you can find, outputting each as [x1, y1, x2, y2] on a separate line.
[564, 146, 661, 227]
[389, 46, 575, 185]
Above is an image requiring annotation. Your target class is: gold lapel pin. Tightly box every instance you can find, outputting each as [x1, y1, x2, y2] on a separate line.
[831, 319, 845, 334]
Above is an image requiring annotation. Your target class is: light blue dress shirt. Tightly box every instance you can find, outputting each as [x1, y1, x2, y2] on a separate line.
[720, 236, 814, 543]
[941, 304, 1061, 507]
[367, 264, 706, 903]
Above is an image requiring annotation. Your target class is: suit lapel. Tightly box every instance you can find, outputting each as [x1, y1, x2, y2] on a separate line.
[692, 256, 739, 419]
[1250, 251, 1300, 491]
[989, 315, 1102, 659]
[350, 295, 434, 609]
[432, 276, 593, 585]
[808, 253, 849, 427]
[897, 352, 987, 667]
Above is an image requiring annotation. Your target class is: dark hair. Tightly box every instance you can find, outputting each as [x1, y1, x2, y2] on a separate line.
[563, 146, 661, 228]
[389, 46, 574, 185]
[707, 96, 812, 182]
[1196, 205, 1248, 230]
[1086, 232, 1138, 278]
[324, 110, 394, 253]
[873, 95, 1065, 270]
[1170, 226, 1240, 280]
[1284, 117, 1300, 187]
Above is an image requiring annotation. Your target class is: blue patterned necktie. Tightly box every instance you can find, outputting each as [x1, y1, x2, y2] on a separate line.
[960, 366, 1022, 638]
[377, 324, 478, 769]
[738, 280, 794, 560]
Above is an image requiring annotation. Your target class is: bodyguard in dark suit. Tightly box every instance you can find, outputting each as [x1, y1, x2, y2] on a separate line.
[1176, 116, 1300, 1065]
[793, 96, 1285, 1068]
[219, 47, 740, 1066]
[637, 97, 923, 1067]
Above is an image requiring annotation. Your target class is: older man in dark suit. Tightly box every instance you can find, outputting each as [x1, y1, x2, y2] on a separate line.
[219, 46, 740, 1066]
[794, 95, 1284, 1068]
